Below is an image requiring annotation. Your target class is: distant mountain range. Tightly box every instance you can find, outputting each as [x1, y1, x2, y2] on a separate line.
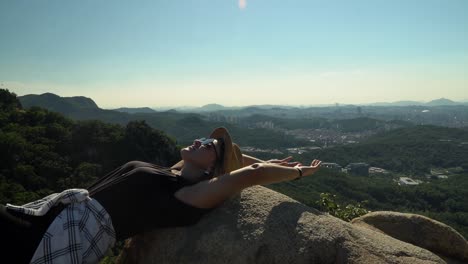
[17, 93, 466, 114]
[364, 98, 464, 107]
[112, 107, 156, 114]
[16, 92, 421, 146]
[162, 98, 467, 111]
[152, 103, 298, 113]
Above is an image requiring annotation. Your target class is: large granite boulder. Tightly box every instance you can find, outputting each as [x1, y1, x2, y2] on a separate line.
[351, 211, 468, 262]
[117, 186, 465, 264]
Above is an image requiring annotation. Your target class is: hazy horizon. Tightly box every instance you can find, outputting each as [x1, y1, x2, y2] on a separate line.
[1, 0, 467, 108]
[13, 90, 468, 109]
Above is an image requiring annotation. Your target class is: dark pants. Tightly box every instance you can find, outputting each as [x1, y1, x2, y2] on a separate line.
[0, 203, 65, 264]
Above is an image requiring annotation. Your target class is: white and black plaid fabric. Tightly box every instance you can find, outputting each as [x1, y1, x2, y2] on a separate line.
[6, 189, 90, 216]
[7, 189, 116, 264]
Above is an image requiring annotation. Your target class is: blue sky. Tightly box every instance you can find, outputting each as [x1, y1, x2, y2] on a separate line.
[1, 0, 467, 107]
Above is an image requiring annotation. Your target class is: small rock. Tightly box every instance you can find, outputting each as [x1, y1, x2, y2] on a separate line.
[351, 211, 468, 262]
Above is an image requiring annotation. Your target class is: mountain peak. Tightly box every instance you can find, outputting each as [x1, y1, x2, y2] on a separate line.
[113, 107, 156, 114]
[199, 104, 225, 111]
[426, 98, 457, 106]
[18, 93, 99, 113]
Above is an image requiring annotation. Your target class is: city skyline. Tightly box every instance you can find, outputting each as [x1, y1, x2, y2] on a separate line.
[1, 0, 467, 108]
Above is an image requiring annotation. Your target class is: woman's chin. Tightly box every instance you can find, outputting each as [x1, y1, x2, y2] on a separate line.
[180, 150, 193, 163]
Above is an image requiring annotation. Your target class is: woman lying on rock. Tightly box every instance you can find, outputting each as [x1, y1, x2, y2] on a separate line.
[1, 127, 321, 264]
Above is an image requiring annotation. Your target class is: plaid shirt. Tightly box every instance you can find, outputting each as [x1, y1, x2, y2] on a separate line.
[7, 189, 116, 264]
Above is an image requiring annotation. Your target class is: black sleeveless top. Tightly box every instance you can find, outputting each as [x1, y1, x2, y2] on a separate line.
[88, 161, 215, 240]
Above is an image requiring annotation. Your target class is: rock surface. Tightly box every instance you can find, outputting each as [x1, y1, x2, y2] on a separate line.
[117, 186, 464, 264]
[351, 211, 468, 262]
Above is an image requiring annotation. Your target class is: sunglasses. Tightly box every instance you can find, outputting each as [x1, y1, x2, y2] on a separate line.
[195, 137, 216, 146]
[195, 137, 223, 163]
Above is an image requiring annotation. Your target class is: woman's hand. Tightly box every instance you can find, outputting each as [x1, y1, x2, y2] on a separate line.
[266, 156, 301, 167]
[295, 159, 321, 177]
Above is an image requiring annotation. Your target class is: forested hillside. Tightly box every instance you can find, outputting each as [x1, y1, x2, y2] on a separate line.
[0, 89, 180, 205]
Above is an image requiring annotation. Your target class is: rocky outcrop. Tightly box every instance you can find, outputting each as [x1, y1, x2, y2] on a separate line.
[117, 186, 467, 264]
[351, 211, 468, 262]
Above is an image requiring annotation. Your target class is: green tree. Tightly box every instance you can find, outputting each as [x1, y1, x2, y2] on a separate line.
[0, 89, 22, 111]
[316, 193, 370, 222]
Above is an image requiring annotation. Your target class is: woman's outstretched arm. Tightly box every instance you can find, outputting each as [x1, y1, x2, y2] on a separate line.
[174, 160, 321, 209]
[242, 154, 301, 167]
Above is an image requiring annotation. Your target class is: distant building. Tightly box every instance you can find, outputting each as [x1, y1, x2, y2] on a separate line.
[271, 149, 284, 155]
[398, 177, 420, 186]
[306, 146, 322, 150]
[286, 147, 312, 155]
[430, 168, 447, 176]
[321, 162, 342, 172]
[345, 162, 370, 176]
[369, 167, 390, 175]
[426, 174, 449, 180]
